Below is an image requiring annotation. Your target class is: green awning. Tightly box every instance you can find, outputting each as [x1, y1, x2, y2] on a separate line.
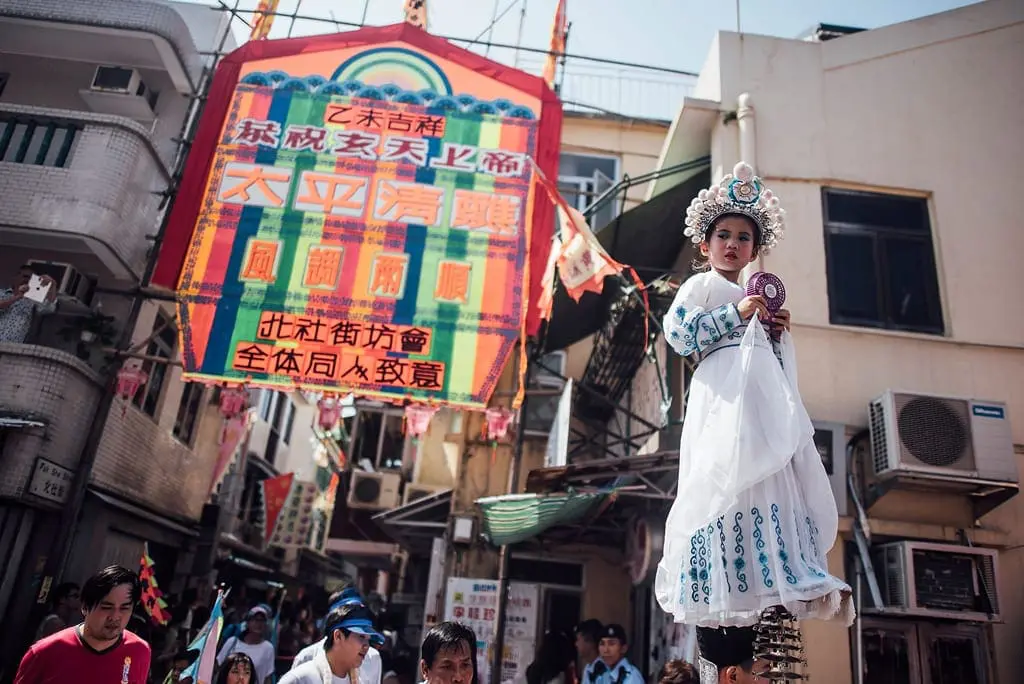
[475, 490, 609, 546]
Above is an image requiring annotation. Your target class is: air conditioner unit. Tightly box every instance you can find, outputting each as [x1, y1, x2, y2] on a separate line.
[402, 484, 448, 505]
[347, 470, 401, 511]
[812, 420, 848, 516]
[867, 391, 1017, 486]
[92, 66, 147, 98]
[531, 351, 567, 389]
[869, 540, 1000, 622]
[81, 66, 158, 121]
[25, 261, 95, 304]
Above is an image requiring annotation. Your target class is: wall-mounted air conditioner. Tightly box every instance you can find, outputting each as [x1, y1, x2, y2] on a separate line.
[402, 483, 448, 506]
[812, 420, 848, 517]
[25, 260, 95, 305]
[81, 66, 158, 121]
[870, 540, 1000, 622]
[347, 470, 401, 511]
[867, 391, 1017, 486]
[531, 350, 567, 389]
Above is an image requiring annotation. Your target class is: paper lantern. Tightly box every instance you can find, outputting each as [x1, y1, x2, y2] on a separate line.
[405, 404, 438, 440]
[317, 396, 342, 430]
[219, 386, 249, 418]
[484, 406, 514, 442]
[115, 364, 148, 415]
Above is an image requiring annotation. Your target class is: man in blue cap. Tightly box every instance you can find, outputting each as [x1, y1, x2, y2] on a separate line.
[291, 585, 383, 684]
[281, 601, 385, 684]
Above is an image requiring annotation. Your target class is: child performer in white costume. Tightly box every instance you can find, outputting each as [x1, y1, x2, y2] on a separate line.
[654, 162, 854, 628]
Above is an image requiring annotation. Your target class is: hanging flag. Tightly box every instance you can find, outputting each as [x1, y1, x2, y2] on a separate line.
[209, 413, 250, 497]
[530, 160, 633, 303]
[403, 0, 428, 29]
[542, 0, 568, 88]
[249, 0, 281, 41]
[138, 543, 171, 626]
[268, 481, 318, 549]
[178, 591, 227, 684]
[260, 473, 296, 544]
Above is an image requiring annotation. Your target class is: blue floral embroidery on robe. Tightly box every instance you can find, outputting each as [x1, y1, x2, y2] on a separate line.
[664, 301, 743, 357]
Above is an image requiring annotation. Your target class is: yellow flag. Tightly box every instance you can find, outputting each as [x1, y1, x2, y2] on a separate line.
[542, 0, 567, 87]
[250, 0, 281, 41]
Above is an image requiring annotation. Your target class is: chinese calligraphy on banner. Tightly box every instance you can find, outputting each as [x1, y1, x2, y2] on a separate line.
[167, 29, 561, 408]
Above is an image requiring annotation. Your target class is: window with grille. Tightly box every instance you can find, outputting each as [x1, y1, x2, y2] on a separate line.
[823, 188, 943, 334]
[173, 382, 205, 446]
[558, 152, 620, 229]
[0, 115, 80, 167]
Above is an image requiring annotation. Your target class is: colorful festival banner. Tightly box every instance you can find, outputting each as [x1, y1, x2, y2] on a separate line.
[260, 472, 295, 543]
[154, 24, 562, 408]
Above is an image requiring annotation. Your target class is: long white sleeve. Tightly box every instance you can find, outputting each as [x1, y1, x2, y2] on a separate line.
[662, 274, 743, 358]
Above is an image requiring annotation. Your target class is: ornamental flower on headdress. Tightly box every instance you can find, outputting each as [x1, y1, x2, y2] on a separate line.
[683, 161, 787, 253]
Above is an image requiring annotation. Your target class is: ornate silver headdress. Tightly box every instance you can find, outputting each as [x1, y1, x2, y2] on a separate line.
[683, 161, 787, 253]
[752, 606, 807, 681]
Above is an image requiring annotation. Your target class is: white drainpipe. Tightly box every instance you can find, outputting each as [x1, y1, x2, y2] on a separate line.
[737, 92, 757, 173]
[736, 93, 765, 274]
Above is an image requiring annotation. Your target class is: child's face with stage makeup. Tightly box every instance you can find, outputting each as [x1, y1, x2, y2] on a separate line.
[701, 214, 758, 278]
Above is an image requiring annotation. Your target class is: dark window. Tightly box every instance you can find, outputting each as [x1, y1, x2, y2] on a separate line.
[0, 115, 80, 167]
[173, 382, 205, 445]
[133, 314, 176, 417]
[823, 189, 943, 334]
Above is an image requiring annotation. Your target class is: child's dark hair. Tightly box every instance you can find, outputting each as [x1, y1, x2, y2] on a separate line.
[658, 659, 699, 684]
[216, 652, 255, 684]
[690, 212, 762, 272]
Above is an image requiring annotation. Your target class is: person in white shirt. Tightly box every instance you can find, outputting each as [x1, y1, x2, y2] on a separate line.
[217, 605, 277, 684]
[292, 587, 383, 684]
[281, 602, 384, 684]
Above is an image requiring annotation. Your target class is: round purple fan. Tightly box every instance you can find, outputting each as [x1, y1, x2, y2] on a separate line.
[746, 271, 786, 313]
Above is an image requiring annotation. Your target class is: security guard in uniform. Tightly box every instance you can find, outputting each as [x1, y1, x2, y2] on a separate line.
[586, 624, 644, 684]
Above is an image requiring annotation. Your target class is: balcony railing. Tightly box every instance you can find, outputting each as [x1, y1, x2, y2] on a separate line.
[0, 114, 81, 167]
[0, 104, 172, 279]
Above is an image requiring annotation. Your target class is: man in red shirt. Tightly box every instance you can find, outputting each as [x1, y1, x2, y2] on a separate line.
[15, 565, 151, 684]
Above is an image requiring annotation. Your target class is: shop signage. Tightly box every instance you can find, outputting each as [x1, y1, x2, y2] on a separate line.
[27, 457, 74, 504]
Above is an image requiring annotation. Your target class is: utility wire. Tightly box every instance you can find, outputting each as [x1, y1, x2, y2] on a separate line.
[213, 4, 698, 77]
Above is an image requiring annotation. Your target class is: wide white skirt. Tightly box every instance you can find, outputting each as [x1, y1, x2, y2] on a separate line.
[654, 319, 854, 627]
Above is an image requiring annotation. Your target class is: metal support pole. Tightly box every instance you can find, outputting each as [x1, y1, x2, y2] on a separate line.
[489, 351, 531, 684]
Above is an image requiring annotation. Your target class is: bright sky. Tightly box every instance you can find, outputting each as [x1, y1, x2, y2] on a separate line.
[192, 0, 984, 118]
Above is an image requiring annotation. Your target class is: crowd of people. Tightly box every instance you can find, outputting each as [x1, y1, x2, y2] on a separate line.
[14, 563, 741, 684]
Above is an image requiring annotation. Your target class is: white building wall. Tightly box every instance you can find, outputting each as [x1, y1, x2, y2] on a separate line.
[694, 3, 1024, 682]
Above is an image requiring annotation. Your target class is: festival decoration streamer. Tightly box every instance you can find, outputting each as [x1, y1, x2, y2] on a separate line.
[138, 543, 171, 626]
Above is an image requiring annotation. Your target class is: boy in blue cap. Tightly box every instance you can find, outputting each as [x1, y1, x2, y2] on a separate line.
[291, 585, 383, 684]
[281, 602, 385, 684]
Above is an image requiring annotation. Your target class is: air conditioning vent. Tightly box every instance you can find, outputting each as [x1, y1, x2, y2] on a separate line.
[869, 541, 1000, 622]
[529, 350, 567, 389]
[347, 471, 401, 511]
[867, 390, 1017, 485]
[81, 66, 158, 121]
